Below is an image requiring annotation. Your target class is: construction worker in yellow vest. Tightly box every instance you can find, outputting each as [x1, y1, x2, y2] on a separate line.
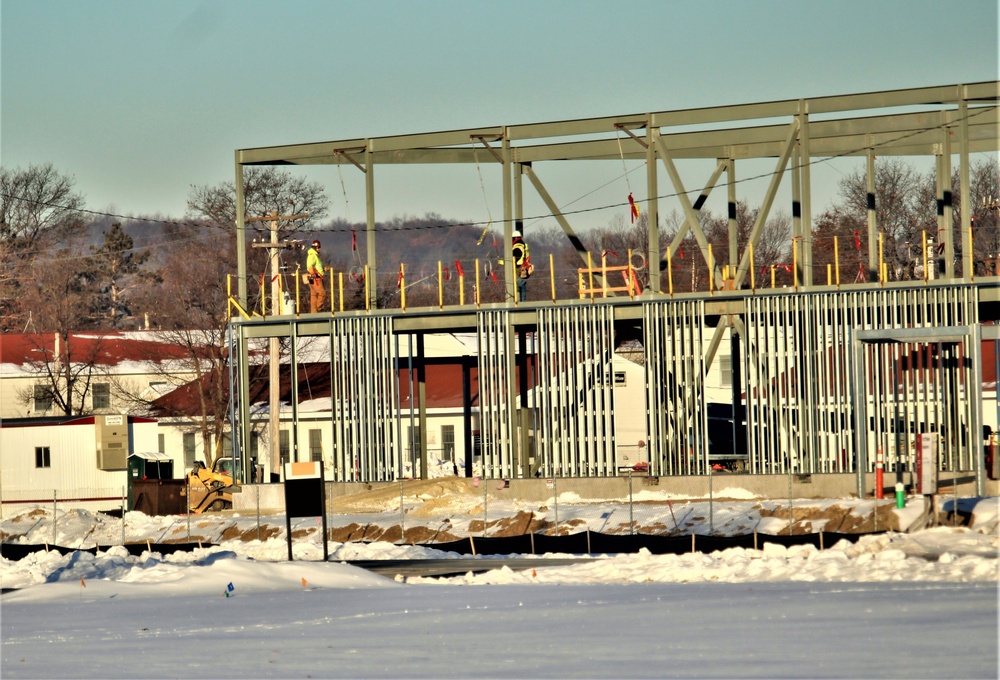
[512, 230, 531, 302]
[306, 240, 327, 313]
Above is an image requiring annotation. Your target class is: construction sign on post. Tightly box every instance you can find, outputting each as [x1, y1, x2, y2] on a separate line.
[283, 461, 328, 561]
[916, 433, 938, 495]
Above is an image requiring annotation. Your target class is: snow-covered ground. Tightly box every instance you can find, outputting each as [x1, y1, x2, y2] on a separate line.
[2, 495, 998, 678]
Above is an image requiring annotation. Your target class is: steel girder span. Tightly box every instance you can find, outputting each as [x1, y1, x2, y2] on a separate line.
[233, 82, 999, 309]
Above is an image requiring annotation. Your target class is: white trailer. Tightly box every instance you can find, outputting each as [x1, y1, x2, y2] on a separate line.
[0, 415, 162, 515]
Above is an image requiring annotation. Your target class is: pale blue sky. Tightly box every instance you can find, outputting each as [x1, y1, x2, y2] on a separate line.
[2, 0, 998, 231]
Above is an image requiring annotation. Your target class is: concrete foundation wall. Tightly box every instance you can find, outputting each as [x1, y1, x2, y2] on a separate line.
[232, 473, 997, 513]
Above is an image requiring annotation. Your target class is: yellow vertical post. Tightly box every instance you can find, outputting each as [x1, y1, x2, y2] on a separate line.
[627, 249, 635, 299]
[338, 272, 344, 312]
[922, 230, 928, 282]
[400, 263, 406, 311]
[601, 251, 608, 298]
[969, 227, 975, 281]
[771, 265, 776, 288]
[260, 275, 267, 316]
[827, 264, 832, 286]
[294, 272, 300, 318]
[459, 263, 466, 306]
[667, 246, 674, 297]
[587, 251, 595, 300]
[549, 253, 556, 303]
[708, 244, 714, 294]
[793, 239, 799, 290]
[438, 261, 443, 310]
[364, 265, 371, 311]
[834, 236, 840, 287]
[475, 258, 481, 308]
[878, 232, 884, 284]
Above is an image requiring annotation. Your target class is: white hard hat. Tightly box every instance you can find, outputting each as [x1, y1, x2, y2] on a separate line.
[512, 230, 522, 239]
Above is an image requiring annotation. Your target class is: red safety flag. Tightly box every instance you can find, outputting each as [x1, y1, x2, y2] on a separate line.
[397, 264, 404, 288]
[455, 260, 465, 278]
[628, 193, 640, 223]
[442, 267, 451, 281]
[854, 231, 861, 251]
[489, 270, 498, 285]
[351, 229, 357, 252]
[677, 246, 685, 259]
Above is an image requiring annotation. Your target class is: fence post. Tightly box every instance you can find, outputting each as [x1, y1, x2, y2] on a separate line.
[121, 486, 126, 547]
[553, 476, 559, 536]
[400, 478, 405, 543]
[52, 489, 57, 546]
[483, 477, 489, 537]
[256, 485, 261, 542]
[628, 471, 634, 536]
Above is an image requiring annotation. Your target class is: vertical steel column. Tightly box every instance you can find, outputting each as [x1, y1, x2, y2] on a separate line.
[647, 125, 660, 294]
[798, 102, 813, 287]
[502, 131, 514, 302]
[866, 148, 878, 282]
[727, 159, 737, 274]
[365, 143, 377, 309]
[234, 154, 248, 306]
[942, 124, 955, 279]
[959, 92, 973, 281]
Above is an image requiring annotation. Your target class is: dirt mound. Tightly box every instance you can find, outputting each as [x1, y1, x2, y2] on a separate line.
[332, 478, 477, 513]
[757, 502, 902, 533]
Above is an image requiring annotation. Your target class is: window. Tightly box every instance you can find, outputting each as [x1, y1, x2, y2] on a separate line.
[407, 425, 421, 458]
[309, 429, 323, 462]
[92, 382, 111, 410]
[279, 430, 290, 465]
[35, 446, 51, 468]
[33, 385, 53, 413]
[720, 355, 732, 388]
[158, 434, 165, 454]
[182, 433, 197, 467]
[441, 425, 455, 460]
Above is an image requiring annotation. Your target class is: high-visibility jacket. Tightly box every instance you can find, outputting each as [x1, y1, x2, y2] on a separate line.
[307, 247, 324, 278]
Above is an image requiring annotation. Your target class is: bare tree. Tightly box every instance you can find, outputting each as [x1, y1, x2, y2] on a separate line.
[703, 201, 792, 287]
[817, 156, 1000, 280]
[187, 166, 329, 236]
[0, 164, 87, 331]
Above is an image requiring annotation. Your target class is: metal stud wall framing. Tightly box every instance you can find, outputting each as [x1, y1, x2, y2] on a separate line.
[476, 310, 516, 478]
[325, 316, 398, 481]
[744, 286, 979, 476]
[535, 306, 618, 477]
[643, 300, 709, 477]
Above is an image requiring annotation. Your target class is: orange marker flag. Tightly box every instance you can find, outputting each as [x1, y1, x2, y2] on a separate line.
[628, 192, 640, 223]
[301, 577, 308, 589]
[80, 578, 86, 588]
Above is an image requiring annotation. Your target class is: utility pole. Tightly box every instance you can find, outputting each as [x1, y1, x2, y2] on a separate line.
[247, 210, 308, 480]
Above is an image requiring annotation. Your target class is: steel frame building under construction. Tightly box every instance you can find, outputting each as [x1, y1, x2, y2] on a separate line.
[227, 82, 1000, 498]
